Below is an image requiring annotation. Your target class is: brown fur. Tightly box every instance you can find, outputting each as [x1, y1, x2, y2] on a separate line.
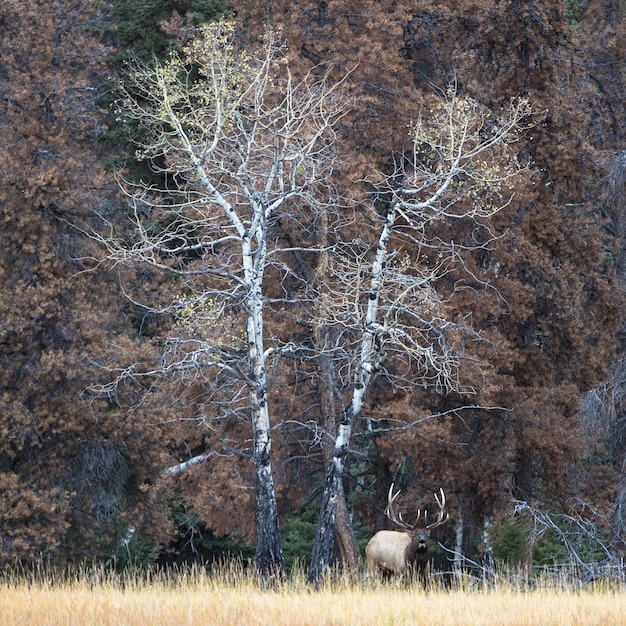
[365, 528, 431, 585]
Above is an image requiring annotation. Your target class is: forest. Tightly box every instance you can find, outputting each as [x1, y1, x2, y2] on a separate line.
[1, 0, 626, 583]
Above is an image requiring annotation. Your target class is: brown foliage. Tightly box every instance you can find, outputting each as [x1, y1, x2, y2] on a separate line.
[0, 0, 168, 564]
[231, 0, 625, 537]
[2, 0, 626, 567]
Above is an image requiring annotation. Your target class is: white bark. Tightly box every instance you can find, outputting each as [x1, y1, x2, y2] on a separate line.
[454, 511, 465, 580]
[165, 454, 214, 474]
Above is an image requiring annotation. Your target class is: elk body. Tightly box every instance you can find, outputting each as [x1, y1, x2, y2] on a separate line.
[365, 485, 449, 586]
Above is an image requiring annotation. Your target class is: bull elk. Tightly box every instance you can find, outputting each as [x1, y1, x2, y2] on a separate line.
[365, 484, 449, 586]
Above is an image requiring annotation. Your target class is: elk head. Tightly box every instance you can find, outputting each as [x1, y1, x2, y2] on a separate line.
[365, 484, 449, 585]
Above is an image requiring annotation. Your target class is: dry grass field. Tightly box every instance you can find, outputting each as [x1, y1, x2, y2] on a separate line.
[1, 565, 625, 626]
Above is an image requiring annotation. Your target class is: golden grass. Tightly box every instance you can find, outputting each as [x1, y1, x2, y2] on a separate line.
[1, 566, 625, 626]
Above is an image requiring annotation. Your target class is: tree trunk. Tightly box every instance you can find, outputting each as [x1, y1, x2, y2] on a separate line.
[482, 516, 494, 577]
[334, 480, 361, 576]
[308, 417, 352, 583]
[246, 238, 284, 581]
[254, 442, 284, 580]
[453, 510, 464, 583]
[308, 206, 396, 584]
[308, 208, 361, 582]
[308, 304, 362, 582]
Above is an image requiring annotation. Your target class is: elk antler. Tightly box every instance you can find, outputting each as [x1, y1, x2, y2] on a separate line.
[426, 488, 449, 530]
[385, 483, 417, 531]
[384, 484, 449, 531]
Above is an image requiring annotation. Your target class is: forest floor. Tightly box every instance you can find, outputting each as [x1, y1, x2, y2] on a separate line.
[1, 565, 625, 625]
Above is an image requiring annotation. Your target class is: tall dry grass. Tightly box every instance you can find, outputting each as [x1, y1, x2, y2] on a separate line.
[1, 563, 625, 626]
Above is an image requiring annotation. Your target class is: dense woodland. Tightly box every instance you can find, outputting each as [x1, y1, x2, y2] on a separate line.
[2, 0, 626, 578]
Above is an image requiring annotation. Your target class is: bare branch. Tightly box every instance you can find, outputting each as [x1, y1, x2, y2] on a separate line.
[90, 20, 353, 579]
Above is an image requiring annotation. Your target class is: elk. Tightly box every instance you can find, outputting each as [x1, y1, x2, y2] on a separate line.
[365, 484, 449, 586]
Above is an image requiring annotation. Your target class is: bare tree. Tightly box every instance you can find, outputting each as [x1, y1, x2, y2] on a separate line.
[93, 20, 348, 580]
[579, 358, 626, 557]
[308, 86, 534, 582]
[513, 500, 620, 583]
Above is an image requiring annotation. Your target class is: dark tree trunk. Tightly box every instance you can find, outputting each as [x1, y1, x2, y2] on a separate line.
[308, 404, 354, 583]
[308, 208, 363, 584]
[308, 446, 344, 583]
[334, 480, 362, 576]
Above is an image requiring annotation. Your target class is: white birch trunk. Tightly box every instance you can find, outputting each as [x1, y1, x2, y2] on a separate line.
[309, 204, 397, 582]
[454, 511, 464, 583]
[242, 223, 284, 579]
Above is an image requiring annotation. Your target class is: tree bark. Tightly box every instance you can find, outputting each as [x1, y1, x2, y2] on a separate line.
[308, 206, 397, 583]
[334, 480, 361, 575]
[245, 235, 285, 580]
[308, 321, 357, 582]
[308, 206, 363, 581]
[453, 511, 464, 583]
[254, 446, 284, 580]
[309, 402, 359, 584]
